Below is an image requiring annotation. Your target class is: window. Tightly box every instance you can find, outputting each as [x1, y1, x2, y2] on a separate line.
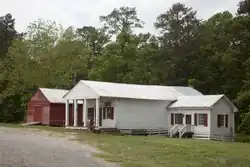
[103, 107, 114, 120]
[174, 114, 183, 124]
[198, 114, 205, 125]
[194, 114, 208, 126]
[217, 114, 228, 128]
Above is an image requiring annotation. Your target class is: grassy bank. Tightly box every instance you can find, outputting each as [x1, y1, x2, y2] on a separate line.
[1, 123, 250, 167]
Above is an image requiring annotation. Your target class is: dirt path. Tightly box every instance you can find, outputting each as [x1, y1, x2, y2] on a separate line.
[0, 127, 118, 167]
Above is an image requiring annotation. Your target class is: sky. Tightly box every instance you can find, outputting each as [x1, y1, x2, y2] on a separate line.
[0, 0, 239, 34]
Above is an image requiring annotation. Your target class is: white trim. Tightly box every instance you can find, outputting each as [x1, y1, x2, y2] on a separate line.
[83, 99, 88, 127]
[65, 100, 69, 126]
[73, 100, 78, 127]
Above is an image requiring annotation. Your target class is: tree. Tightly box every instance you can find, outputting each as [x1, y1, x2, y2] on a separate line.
[238, 0, 250, 15]
[99, 6, 144, 35]
[77, 26, 110, 56]
[154, 3, 201, 86]
[155, 3, 199, 48]
[0, 13, 18, 58]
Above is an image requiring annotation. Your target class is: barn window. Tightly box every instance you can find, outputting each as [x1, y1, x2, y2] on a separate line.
[217, 114, 228, 128]
[174, 114, 183, 124]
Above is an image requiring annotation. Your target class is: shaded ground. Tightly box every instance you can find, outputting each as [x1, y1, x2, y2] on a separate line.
[0, 127, 117, 167]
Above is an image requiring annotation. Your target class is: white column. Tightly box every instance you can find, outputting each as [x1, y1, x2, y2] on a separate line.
[65, 100, 69, 127]
[83, 99, 88, 127]
[73, 100, 78, 127]
[95, 98, 100, 128]
[183, 114, 186, 125]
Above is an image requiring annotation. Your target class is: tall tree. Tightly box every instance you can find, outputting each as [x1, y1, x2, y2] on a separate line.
[238, 0, 250, 15]
[99, 6, 144, 35]
[77, 26, 110, 56]
[0, 13, 18, 58]
[154, 3, 200, 86]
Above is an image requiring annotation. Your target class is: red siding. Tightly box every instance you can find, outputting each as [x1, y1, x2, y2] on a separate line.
[49, 104, 65, 126]
[27, 89, 84, 126]
[26, 89, 50, 124]
[49, 103, 83, 126]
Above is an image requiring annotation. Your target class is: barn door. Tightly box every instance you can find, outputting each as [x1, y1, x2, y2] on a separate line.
[42, 106, 50, 125]
[33, 105, 43, 123]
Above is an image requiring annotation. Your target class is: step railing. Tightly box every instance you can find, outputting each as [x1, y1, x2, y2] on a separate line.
[179, 124, 194, 138]
[169, 124, 179, 137]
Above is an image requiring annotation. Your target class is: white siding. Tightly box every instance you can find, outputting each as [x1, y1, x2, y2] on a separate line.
[168, 109, 211, 137]
[114, 99, 170, 129]
[210, 97, 234, 137]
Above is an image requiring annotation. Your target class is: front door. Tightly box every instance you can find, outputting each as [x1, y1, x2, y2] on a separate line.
[186, 115, 192, 125]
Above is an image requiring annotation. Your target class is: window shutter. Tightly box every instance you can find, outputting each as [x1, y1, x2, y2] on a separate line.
[103, 108, 106, 119]
[204, 114, 208, 127]
[194, 114, 197, 126]
[225, 115, 228, 128]
[110, 107, 114, 120]
[171, 113, 174, 125]
[217, 115, 220, 127]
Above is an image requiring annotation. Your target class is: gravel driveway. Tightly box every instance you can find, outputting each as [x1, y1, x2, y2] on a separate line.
[0, 127, 118, 167]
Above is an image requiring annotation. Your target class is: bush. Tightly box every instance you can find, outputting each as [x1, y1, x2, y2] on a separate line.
[235, 133, 250, 143]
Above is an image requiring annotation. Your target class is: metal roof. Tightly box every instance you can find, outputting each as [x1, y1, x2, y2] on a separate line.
[64, 80, 203, 100]
[169, 95, 225, 108]
[40, 88, 69, 104]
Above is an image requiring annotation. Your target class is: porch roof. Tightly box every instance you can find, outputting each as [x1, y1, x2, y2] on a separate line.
[168, 95, 238, 112]
[63, 80, 203, 100]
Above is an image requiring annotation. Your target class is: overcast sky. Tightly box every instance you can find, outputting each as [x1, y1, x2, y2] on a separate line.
[0, 0, 239, 33]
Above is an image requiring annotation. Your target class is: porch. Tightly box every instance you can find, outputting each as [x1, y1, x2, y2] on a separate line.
[168, 112, 209, 138]
[64, 98, 115, 130]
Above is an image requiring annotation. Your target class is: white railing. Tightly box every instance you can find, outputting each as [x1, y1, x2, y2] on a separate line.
[169, 124, 179, 137]
[179, 124, 194, 138]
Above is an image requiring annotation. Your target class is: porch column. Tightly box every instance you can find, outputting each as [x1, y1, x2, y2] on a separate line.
[95, 98, 100, 128]
[73, 100, 78, 127]
[183, 114, 186, 125]
[83, 99, 88, 127]
[65, 100, 69, 127]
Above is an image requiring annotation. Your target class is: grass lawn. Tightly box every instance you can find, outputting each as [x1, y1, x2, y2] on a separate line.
[1, 123, 250, 167]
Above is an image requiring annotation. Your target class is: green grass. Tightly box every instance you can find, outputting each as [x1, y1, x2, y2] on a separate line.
[1, 123, 250, 167]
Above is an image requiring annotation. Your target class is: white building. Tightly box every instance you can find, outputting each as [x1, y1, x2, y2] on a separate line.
[63, 80, 238, 140]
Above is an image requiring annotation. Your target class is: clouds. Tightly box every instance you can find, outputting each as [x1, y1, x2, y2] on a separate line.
[0, 0, 238, 33]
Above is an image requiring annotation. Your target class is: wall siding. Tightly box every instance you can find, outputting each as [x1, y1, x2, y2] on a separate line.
[210, 97, 234, 138]
[26, 90, 50, 124]
[115, 99, 170, 129]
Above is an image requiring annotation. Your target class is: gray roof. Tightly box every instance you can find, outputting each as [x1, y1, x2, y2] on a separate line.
[40, 88, 83, 104]
[40, 88, 69, 104]
[64, 80, 203, 100]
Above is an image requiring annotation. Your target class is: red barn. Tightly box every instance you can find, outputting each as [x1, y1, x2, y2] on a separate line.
[26, 88, 83, 126]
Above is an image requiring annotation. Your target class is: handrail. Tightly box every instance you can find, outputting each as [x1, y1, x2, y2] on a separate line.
[179, 125, 187, 138]
[179, 125, 194, 138]
[169, 124, 179, 137]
